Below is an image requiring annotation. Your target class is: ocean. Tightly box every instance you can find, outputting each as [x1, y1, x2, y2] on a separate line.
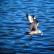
[0, 0, 54, 54]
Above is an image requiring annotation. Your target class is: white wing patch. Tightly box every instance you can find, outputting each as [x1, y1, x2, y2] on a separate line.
[28, 15, 34, 23]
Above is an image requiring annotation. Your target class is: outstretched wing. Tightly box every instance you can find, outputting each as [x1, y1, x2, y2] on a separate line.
[28, 15, 34, 23]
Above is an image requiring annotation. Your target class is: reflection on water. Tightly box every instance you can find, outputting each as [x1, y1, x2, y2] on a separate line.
[0, 0, 54, 54]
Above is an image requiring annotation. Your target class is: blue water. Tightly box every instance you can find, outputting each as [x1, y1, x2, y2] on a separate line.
[0, 0, 54, 54]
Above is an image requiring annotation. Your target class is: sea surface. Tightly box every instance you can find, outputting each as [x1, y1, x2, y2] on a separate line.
[0, 0, 54, 54]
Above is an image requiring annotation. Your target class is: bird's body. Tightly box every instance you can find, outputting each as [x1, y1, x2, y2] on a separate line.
[29, 30, 42, 35]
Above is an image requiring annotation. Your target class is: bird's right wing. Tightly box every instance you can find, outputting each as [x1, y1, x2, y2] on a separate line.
[28, 15, 34, 23]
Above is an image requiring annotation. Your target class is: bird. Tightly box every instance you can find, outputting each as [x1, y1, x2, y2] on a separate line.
[26, 14, 43, 35]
